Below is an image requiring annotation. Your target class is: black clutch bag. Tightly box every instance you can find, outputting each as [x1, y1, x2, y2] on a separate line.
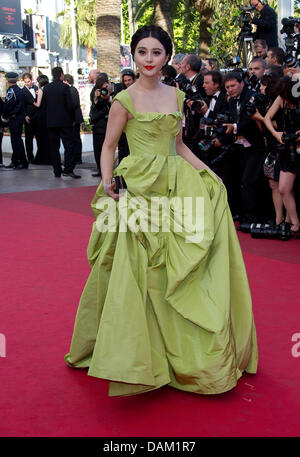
[112, 175, 127, 192]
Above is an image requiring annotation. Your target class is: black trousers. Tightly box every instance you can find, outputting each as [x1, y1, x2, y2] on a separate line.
[24, 118, 41, 162]
[220, 144, 266, 221]
[92, 131, 106, 172]
[47, 126, 75, 175]
[72, 123, 82, 163]
[9, 118, 28, 166]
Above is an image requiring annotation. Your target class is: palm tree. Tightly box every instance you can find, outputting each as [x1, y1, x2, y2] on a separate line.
[58, 0, 96, 68]
[191, 0, 215, 57]
[96, 0, 122, 78]
[154, 0, 174, 48]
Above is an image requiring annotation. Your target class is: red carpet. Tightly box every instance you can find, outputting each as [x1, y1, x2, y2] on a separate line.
[0, 187, 300, 437]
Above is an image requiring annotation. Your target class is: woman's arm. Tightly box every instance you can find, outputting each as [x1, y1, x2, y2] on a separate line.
[33, 88, 43, 108]
[176, 124, 222, 180]
[100, 100, 128, 200]
[264, 95, 284, 144]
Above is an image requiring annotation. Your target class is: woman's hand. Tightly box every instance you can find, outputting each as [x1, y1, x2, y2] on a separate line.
[274, 131, 284, 144]
[103, 181, 120, 201]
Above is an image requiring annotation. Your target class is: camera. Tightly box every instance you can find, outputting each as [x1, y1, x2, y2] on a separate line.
[225, 56, 242, 68]
[99, 87, 109, 97]
[161, 75, 177, 87]
[198, 113, 233, 163]
[281, 17, 300, 36]
[184, 83, 205, 111]
[245, 93, 267, 117]
[277, 132, 300, 163]
[280, 17, 300, 68]
[238, 6, 255, 34]
[240, 5, 256, 13]
[224, 56, 247, 78]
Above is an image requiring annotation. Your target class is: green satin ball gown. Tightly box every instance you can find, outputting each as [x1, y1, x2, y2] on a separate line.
[65, 88, 258, 397]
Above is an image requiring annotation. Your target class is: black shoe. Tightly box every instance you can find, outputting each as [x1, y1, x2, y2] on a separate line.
[92, 172, 101, 177]
[15, 163, 29, 169]
[54, 173, 61, 178]
[5, 162, 16, 169]
[75, 160, 82, 165]
[62, 172, 81, 179]
[0, 164, 4, 168]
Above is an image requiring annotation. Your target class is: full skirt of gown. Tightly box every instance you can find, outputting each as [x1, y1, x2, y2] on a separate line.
[65, 89, 258, 396]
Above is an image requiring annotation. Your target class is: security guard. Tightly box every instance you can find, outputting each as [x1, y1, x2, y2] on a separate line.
[2, 72, 28, 169]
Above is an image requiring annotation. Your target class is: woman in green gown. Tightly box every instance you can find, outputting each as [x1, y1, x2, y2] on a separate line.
[65, 25, 258, 397]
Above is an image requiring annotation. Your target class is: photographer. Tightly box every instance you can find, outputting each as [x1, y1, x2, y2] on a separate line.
[160, 64, 177, 87]
[250, 0, 278, 47]
[295, 22, 300, 61]
[254, 39, 268, 59]
[223, 71, 267, 223]
[280, 17, 300, 69]
[180, 54, 206, 156]
[197, 71, 231, 170]
[265, 47, 285, 68]
[89, 74, 112, 177]
[171, 53, 187, 90]
[247, 57, 267, 91]
[264, 75, 300, 237]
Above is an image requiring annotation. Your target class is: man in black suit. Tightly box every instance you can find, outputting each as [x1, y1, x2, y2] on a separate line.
[254, 39, 268, 59]
[248, 57, 267, 91]
[251, 0, 278, 48]
[222, 71, 266, 222]
[196, 71, 230, 168]
[171, 53, 187, 90]
[63, 74, 84, 165]
[22, 73, 40, 163]
[180, 54, 206, 157]
[43, 67, 80, 178]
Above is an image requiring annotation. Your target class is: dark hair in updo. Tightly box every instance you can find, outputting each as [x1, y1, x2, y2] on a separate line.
[130, 25, 173, 64]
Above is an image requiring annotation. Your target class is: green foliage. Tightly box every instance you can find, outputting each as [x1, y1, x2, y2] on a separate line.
[122, 0, 130, 44]
[173, 0, 200, 54]
[58, 0, 96, 49]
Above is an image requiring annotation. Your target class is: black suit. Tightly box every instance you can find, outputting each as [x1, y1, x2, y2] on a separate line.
[182, 72, 206, 157]
[205, 89, 229, 120]
[43, 79, 75, 175]
[70, 85, 84, 163]
[252, 5, 278, 48]
[22, 84, 40, 162]
[175, 73, 187, 90]
[226, 86, 268, 221]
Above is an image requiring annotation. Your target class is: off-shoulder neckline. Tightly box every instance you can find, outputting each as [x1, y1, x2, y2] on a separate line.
[123, 87, 183, 116]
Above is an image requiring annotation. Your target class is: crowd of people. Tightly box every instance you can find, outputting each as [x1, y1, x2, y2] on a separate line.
[1, 4, 300, 240]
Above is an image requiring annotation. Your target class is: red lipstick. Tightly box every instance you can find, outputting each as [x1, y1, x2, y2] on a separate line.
[145, 66, 154, 70]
